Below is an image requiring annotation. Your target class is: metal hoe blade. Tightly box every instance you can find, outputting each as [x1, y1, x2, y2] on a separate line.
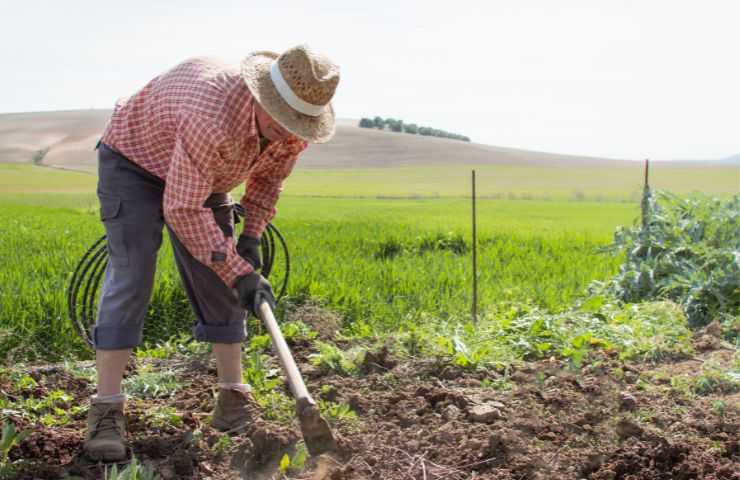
[296, 397, 337, 456]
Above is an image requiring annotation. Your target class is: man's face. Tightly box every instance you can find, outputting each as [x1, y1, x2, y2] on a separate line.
[255, 104, 292, 142]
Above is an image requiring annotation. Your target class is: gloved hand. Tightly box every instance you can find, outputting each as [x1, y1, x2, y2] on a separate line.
[236, 235, 262, 270]
[234, 271, 276, 316]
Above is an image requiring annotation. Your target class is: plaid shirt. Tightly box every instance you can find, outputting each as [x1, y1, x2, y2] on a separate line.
[101, 57, 308, 287]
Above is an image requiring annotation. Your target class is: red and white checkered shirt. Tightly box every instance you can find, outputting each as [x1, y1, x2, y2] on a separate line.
[101, 57, 308, 287]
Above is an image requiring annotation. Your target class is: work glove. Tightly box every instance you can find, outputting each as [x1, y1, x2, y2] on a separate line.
[236, 235, 262, 270]
[235, 271, 276, 316]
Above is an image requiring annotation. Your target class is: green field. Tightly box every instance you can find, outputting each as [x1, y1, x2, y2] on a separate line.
[0, 164, 644, 361]
[284, 164, 739, 201]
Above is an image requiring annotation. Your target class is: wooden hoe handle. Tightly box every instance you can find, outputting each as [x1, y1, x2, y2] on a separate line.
[257, 301, 314, 405]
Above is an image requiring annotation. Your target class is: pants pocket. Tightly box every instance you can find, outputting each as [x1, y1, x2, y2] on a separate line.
[98, 193, 129, 267]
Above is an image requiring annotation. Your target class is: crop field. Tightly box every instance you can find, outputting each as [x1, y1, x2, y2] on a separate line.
[0, 163, 738, 479]
[0, 164, 637, 361]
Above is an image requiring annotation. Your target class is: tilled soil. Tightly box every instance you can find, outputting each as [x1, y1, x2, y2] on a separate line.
[2, 332, 738, 480]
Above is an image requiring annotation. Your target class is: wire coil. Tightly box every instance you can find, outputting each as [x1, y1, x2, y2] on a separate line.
[66, 203, 289, 347]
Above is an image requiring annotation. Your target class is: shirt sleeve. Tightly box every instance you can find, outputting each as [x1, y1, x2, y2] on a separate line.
[163, 115, 253, 288]
[240, 137, 308, 238]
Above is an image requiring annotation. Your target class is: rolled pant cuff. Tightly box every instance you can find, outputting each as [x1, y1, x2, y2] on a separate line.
[92, 325, 143, 350]
[193, 322, 246, 344]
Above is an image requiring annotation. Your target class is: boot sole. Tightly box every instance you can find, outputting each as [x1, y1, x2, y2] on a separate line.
[84, 448, 128, 463]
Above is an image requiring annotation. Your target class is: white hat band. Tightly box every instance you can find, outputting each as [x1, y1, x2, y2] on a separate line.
[270, 61, 326, 117]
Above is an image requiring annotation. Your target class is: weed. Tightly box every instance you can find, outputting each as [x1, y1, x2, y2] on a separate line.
[123, 366, 183, 399]
[711, 400, 726, 416]
[0, 421, 28, 473]
[105, 456, 159, 480]
[63, 361, 97, 383]
[242, 351, 294, 424]
[143, 406, 183, 429]
[0, 389, 84, 426]
[318, 399, 358, 427]
[692, 361, 739, 396]
[212, 434, 232, 456]
[309, 342, 365, 376]
[135, 333, 209, 359]
[279, 441, 308, 474]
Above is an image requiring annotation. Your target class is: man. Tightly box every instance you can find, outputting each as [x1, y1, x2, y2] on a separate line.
[84, 45, 340, 461]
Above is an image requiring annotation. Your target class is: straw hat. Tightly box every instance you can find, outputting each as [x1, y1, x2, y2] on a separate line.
[241, 45, 340, 143]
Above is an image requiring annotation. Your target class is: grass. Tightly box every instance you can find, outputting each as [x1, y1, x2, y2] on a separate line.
[0, 197, 630, 361]
[283, 163, 740, 201]
[0, 162, 709, 363]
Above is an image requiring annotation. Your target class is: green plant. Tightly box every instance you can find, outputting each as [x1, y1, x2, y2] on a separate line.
[1, 421, 28, 469]
[123, 366, 183, 399]
[604, 192, 739, 329]
[0, 389, 84, 427]
[135, 333, 210, 359]
[143, 406, 183, 429]
[692, 361, 740, 396]
[105, 456, 160, 480]
[279, 441, 308, 474]
[318, 400, 358, 426]
[242, 351, 294, 423]
[212, 434, 232, 456]
[711, 400, 727, 416]
[309, 342, 365, 376]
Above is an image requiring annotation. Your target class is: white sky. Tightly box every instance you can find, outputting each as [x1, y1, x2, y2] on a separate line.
[1, 0, 738, 160]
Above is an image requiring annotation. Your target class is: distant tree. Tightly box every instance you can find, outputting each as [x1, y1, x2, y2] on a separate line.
[32, 147, 50, 165]
[364, 116, 469, 141]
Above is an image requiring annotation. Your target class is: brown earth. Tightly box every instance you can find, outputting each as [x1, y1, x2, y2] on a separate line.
[1, 331, 738, 480]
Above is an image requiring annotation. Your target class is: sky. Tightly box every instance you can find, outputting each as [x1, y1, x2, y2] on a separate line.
[1, 0, 738, 160]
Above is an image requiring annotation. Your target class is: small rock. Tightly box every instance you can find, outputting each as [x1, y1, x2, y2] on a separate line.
[544, 376, 559, 387]
[443, 404, 461, 420]
[436, 430, 455, 444]
[702, 321, 722, 338]
[469, 404, 503, 423]
[619, 392, 638, 411]
[616, 417, 643, 440]
[406, 440, 420, 451]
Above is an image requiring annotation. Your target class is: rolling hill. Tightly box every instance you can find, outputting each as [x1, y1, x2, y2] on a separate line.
[0, 110, 736, 201]
[0, 109, 648, 170]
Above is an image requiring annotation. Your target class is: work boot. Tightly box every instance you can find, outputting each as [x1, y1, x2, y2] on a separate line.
[211, 388, 261, 432]
[83, 401, 127, 462]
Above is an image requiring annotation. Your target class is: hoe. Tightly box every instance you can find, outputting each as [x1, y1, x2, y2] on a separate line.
[257, 300, 337, 456]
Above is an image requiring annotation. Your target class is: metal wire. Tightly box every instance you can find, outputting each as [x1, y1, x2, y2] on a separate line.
[66, 205, 289, 347]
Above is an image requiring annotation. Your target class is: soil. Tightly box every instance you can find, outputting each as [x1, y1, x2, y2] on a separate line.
[2, 331, 737, 480]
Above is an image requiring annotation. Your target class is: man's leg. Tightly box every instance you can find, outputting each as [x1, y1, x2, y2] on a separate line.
[167, 199, 258, 431]
[212, 342, 243, 385]
[86, 143, 165, 460]
[96, 348, 133, 397]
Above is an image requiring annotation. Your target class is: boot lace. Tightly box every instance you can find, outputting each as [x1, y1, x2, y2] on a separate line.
[91, 406, 123, 438]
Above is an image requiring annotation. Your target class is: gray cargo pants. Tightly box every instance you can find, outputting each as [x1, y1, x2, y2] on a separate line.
[94, 142, 246, 349]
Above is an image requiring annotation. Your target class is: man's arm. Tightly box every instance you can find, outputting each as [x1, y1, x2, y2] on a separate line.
[164, 115, 253, 288]
[240, 137, 308, 238]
